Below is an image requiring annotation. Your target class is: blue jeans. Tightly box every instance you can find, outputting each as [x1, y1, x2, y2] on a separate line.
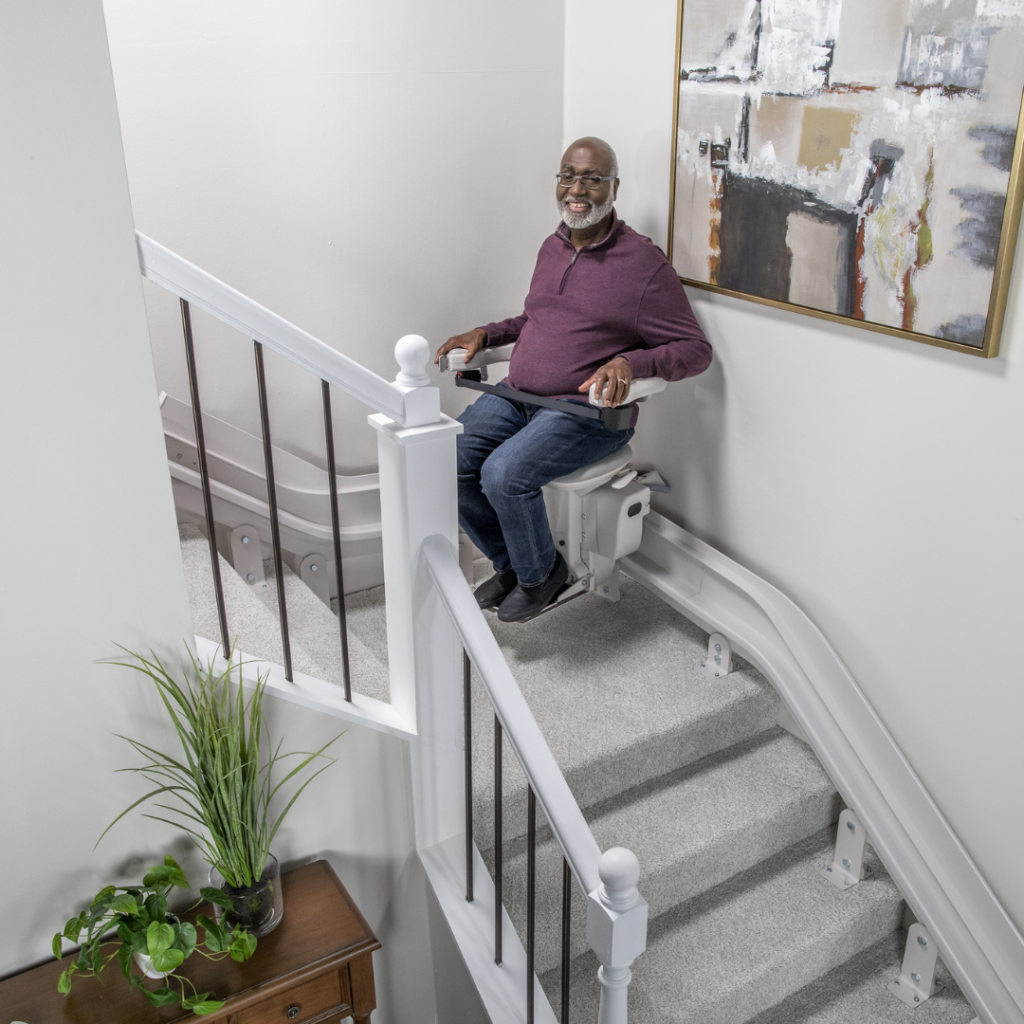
[456, 388, 633, 587]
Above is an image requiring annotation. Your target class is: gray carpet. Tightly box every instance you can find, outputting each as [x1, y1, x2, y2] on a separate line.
[179, 533, 978, 1024]
[178, 523, 388, 701]
[489, 728, 840, 974]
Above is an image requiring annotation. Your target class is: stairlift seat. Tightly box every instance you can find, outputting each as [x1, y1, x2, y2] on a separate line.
[545, 446, 633, 493]
[441, 345, 660, 606]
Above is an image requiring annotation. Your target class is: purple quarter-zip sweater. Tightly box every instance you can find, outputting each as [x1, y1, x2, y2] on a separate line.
[481, 212, 712, 424]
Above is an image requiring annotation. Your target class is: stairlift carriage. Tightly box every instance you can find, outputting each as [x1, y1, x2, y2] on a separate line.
[439, 342, 670, 610]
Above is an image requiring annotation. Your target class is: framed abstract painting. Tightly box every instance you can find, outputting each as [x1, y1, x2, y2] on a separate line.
[668, 0, 1024, 357]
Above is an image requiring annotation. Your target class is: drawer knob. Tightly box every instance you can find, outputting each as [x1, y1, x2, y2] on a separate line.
[286, 1005, 301, 1020]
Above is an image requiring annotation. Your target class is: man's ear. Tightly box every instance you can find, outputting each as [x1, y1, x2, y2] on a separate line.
[612, 179, 620, 201]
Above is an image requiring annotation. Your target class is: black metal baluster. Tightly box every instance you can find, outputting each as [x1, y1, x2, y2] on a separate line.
[494, 715, 503, 966]
[561, 857, 571, 1023]
[527, 786, 537, 1024]
[180, 300, 230, 656]
[464, 651, 473, 902]
[321, 380, 352, 701]
[253, 341, 292, 681]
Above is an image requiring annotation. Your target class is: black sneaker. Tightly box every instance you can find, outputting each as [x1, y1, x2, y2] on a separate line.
[474, 568, 519, 610]
[496, 553, 569, 623]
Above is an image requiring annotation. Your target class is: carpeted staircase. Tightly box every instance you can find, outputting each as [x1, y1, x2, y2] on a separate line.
[179, 524, 977, 1023]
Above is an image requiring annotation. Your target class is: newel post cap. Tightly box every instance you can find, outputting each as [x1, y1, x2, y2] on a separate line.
[599, 847, 641, 911]
[587, 846, 647, 967]
[394, 334, 431, 387]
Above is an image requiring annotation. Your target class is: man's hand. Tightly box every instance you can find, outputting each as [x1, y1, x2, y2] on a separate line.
[580, 356, 633, 408]
[435, 328, 487, 366]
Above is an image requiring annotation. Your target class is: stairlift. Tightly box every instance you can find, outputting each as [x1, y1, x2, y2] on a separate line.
[439, 343, 670, 609]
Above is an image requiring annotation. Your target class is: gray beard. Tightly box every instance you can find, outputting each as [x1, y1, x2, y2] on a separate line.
[558, 193, 615, 230]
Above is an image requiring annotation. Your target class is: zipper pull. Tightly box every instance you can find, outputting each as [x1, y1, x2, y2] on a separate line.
[559, 249, 579, 294]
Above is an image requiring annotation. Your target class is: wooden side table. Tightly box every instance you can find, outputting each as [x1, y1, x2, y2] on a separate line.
[0, 860, 380, 1024]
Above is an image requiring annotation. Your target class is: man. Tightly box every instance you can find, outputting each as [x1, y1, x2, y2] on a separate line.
[435, 137, 712, 623]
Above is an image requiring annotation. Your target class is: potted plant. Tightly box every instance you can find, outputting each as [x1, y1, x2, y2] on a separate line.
[101, 648, 338, 937]
[54, 854, 256, 1015]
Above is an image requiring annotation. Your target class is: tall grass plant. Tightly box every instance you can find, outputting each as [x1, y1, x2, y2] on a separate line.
[103, 648, 338, 889]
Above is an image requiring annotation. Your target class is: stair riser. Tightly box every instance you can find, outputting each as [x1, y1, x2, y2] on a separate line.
[470, 686, 779, 851]
[487, 786, 839, 975]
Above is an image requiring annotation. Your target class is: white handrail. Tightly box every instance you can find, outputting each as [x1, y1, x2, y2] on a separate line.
[136, 232, 409, 423]
[422, 534, 603, 895]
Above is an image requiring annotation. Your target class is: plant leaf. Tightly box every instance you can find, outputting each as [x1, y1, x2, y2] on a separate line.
[52, 933, 63, 959]
[178, 921, 198, 959]
[191, 998, 226, 1015]
[144, 986, 181, 1008]
[143, 858, 190, 890]
[199, 886, 235, 911]
[151, 948, 185, 973]
[57, 967, 74, 994]
[144, 891, 168, 924]
[229, 929, 258, 962]
[108, 893, 140, 916]
[117, 942, 134, 980]
[146, 920, 175, 955]
[202, 920, 227, 953]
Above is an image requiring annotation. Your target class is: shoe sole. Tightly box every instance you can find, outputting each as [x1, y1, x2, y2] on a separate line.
[499, 579, 581, 623]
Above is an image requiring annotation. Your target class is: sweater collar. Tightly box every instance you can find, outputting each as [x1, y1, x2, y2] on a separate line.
[555, 208, 624, 252]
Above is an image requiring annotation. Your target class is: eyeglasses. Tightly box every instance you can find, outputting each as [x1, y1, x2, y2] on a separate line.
[555, 173, 617, 189]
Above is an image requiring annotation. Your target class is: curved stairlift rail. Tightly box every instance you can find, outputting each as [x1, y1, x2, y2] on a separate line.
[621, 514, 1024, 1024]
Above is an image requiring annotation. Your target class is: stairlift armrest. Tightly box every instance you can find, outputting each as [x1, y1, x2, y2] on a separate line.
[588, 376, 668, 408]
[438, 343, 517, 373]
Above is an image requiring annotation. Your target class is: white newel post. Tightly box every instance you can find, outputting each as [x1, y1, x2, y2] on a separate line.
[587, 848, 648, 1024]
[369, 335, 465, 850]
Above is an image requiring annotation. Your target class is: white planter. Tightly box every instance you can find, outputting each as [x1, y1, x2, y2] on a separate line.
[133, 949, 176, 980]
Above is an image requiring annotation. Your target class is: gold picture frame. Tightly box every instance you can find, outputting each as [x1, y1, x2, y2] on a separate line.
[667, 0, 1024, 358]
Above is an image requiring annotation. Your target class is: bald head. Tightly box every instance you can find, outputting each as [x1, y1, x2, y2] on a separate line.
[562, 137, 618, 178]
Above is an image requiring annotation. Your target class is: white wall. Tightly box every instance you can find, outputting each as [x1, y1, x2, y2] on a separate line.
[565, 0, 1024, 937]
[103, 0, 565, 472]
[0, 7, 433, 1022]
[0, 0, 196, 970]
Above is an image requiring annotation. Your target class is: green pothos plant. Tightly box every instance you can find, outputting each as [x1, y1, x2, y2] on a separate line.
[54, 855, 256, 1015]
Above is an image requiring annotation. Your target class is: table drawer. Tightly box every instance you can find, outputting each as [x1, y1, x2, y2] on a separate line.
[230, 970, 343, 1024]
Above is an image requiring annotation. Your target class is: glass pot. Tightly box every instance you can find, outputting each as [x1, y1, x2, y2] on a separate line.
[208, 853, 283, 937]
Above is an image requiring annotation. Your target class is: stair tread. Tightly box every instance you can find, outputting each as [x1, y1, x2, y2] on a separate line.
[546, 828, 904, 1024]
[746, 931, 977, 1024]
[179, 524, 389, 700]
[470, 574, 780, 847]
[259, 558, 390, 702]
[489, 729, 838, 973]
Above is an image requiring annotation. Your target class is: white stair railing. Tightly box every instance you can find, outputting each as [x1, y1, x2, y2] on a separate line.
[424, 533, 647, 1024]
[138, 234, 645, 1023]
